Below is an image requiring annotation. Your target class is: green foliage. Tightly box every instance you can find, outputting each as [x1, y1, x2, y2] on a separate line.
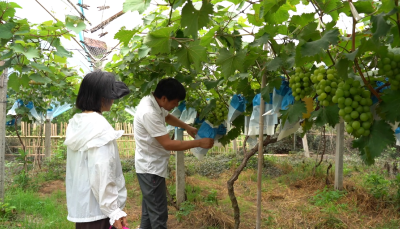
[175, 201, 195, 222]
[1, 1, 80, 124]
[311, 186, 345, 206]
[0, 201, 16, 221]
[353, 120, 396, 165]
[103, 0, 400, 164]
[364, 173, 390, 199]
[311, 105, 340, 128]
[123, 0, 151, 14]
[280, 101, 307, 126]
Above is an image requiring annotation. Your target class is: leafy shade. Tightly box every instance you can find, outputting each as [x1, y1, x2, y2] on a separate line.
[310, 105, 340, 128]
[123, 0, 151, 14]
[377, 90, 400, 123]
[352, 120, 395, 165]
[300, 29, 340, 56]
[280, 101, 307, 127]
[181, 0, 214, 39]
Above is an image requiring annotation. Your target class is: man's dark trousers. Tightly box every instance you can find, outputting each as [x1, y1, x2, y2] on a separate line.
[137, 173, 168, 229]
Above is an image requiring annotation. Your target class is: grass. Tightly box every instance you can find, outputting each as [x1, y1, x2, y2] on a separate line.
[3, 187, 72, 229]
[4, 150, 400, 228]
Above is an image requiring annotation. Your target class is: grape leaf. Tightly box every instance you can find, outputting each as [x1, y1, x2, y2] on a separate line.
[352, 120, 395, 165]
[65, 15, 86, 34]
[249, 33, 269, 47]
[215, 48, 246, 77]
[344, 50, 358, 61]
[200, 99, 216, 119]
[335, 57, 350, 80]
[353, 1, 375, 14]
[8, 73, 29, 92]
[203, 79, 223, 90]
[176, 41, 207, 72]
[310, 105, 340, 128]
[0, 22, 16, 39]
[247, 4, 264, 26]
[280, 101, 307, 126]
[144, 27, 174, 54]
[0, 50, 13, 61]
[371, 13, 392, 40]
[138, 45, 150, 59]
[51, 38, 72, 58]
[115, 28, 137, 45]
[29, 73, 51, 84]
[266, 57, 282, 71]
[200, 26, 219, 46]
[31, 62, 51, 72]
[300, 29, 340, 56]
[123, 0, 151, 14]
[11, 44, 40, 59]
[377, 90, 400, 122]
[290, 13, 315, 27]
[181, 0, 213, 39]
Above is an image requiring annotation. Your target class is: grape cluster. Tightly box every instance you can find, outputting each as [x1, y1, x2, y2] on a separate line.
[332, 78, 373, 138]
[289, 67, 312, 101]
[377, 52, 400, 90]
[310, 66, 339, 107]
[207, 100, 228, 126]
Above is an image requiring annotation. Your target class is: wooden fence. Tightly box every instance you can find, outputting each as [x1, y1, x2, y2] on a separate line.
[5, 122, 243, 158]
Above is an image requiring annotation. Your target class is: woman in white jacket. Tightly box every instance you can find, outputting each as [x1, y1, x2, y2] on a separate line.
[64, 71, 130, 229]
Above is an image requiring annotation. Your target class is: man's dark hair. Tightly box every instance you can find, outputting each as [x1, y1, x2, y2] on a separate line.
[153, 78, 186, 101]
[76, 71, 115, 112]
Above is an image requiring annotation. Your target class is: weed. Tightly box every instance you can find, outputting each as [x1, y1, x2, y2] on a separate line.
[205, 189, 218, 205]
[364, 173, 390, 199]
[0, 201, 17, 221]
[311, 186, 345, 206]
[185, 184, 202, 202]
[175, 201, 195, 222]
[315, 215, 346, 229]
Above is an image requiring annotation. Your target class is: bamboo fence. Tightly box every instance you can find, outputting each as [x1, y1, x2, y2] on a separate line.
[5, 122, 243, 158]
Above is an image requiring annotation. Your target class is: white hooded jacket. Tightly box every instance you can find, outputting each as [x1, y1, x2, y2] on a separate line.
[64, 112, 127, 225]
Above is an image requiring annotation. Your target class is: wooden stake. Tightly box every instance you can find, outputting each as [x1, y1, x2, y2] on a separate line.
[0, 64, 8, 201]
[256, 74, 266, 229]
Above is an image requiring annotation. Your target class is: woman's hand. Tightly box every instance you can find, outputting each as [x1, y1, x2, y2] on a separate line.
[113, 217, 128, 229]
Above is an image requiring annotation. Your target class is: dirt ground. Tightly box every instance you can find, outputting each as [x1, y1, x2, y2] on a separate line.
[37, 161, 400, 229]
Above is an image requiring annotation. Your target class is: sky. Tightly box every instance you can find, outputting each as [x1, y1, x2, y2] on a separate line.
[12, 0, 360, 75]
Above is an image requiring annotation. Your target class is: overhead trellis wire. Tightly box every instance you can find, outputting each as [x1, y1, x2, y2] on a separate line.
[66, 0, 92, 25]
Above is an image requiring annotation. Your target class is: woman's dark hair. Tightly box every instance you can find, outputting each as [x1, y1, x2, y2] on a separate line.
[153, 78, 186, 101]
[76, 71, 116, 112]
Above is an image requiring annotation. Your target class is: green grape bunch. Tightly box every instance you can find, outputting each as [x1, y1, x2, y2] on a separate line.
[377, 51, 400, 90]
[332, 78, 373, 138]
[310, 66, 340, 107]
[207, 100, 228, 126]
[289, 67, 313, 101]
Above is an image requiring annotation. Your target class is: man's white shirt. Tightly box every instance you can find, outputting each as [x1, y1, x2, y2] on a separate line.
[134, 95, 171, 178]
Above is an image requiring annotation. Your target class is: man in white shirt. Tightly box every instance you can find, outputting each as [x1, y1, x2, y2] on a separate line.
[134, 78, 214, 229]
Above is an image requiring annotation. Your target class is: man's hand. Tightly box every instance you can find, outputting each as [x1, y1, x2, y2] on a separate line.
[186, 126, 198, 138]
[199, 138, 214, 149]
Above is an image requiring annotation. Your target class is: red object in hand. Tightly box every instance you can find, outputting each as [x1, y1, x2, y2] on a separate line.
[109, 226, 129, 229]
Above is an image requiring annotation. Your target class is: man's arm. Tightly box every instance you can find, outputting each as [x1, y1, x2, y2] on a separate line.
[155, 134, 213, 151]
[165, 114, 197, 138]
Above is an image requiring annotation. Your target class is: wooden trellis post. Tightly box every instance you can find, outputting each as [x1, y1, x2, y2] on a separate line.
[175, 128, 185, 207]
[256, 74, 266, 229]
[0, 65, 8, 201]
[335, 120, 344, 190]
[44, 119, 51, 159]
